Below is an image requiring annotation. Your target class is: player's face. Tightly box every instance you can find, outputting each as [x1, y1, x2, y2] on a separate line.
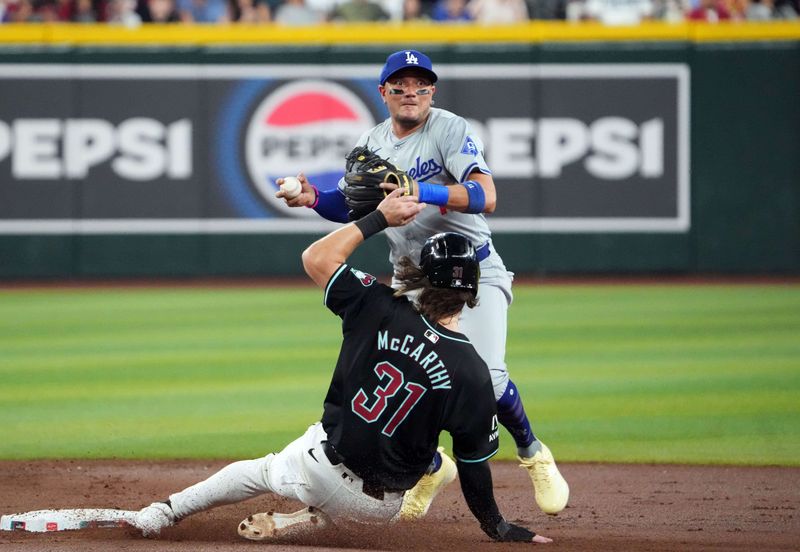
[380, 69, 436, 130]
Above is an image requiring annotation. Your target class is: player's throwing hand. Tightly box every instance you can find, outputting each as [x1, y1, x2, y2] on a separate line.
[275, 173, 316, 207]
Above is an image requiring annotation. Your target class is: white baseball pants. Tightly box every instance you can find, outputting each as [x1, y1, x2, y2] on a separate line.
[167, 422, 403, 525]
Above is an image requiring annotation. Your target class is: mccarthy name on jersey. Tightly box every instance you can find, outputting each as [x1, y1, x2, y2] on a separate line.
[377, 330, 451, 390]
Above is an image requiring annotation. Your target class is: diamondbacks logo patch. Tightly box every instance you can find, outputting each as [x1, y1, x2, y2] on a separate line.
[350, 268, 376, 286]
[461, 136, 479, 156]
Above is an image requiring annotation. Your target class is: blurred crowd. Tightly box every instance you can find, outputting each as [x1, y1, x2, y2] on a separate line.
[1, 0, 798, 25]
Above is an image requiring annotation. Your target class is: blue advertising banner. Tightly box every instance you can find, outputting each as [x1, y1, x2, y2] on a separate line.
[0, 63, 689, 234]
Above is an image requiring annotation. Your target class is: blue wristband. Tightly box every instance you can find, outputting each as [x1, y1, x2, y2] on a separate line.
[461, 180, 485, 214]
[417, 182, 449, 207]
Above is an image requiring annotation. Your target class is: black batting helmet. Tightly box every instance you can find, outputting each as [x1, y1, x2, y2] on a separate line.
[419, 232, 479, 296]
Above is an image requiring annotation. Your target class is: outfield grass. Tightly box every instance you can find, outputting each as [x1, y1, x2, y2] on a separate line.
[1, 283, 798, 465]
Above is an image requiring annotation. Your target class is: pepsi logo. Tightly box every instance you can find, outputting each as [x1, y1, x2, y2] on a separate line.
[244, 80, 376, 216]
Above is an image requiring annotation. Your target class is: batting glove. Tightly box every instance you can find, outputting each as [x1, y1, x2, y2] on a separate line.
[484, 518, 536, 542]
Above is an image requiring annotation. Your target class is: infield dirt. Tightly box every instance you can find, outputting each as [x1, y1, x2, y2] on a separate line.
[0, 460, 798, 552]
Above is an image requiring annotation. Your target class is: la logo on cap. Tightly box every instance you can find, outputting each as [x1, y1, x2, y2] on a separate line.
[380, 49, 437, 85]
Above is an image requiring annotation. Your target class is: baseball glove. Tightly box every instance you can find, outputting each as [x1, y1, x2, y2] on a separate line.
[343, 146, 413, 221]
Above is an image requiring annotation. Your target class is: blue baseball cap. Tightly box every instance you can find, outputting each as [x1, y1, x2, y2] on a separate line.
[379, 50, 438, 85]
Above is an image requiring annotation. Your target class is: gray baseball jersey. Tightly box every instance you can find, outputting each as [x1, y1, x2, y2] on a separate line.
[338, 108, 514, 400]
[338, 108, 506, 283]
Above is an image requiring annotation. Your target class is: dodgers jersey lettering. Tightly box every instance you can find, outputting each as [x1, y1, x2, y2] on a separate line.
[337, 108, 493, 267]
[320, 263, 499, 491]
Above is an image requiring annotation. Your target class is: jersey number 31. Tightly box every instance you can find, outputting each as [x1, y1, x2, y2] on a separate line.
[351, 361, 427, 437]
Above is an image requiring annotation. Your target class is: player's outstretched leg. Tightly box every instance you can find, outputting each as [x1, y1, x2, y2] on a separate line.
[238, 506, 333, 541]
[498, 380, 569, 515]
[132, 456, 276, 538]
[397, 447, 457, 520]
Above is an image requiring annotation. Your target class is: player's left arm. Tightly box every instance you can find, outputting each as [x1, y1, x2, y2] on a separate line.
[433, 116, 496, 214]
[381, 170, 496, 215]
[457, 460, 550, 543]
[445, 368, 550, 542]
[382, 116, 496, 215]
[441, 170, 496, 214]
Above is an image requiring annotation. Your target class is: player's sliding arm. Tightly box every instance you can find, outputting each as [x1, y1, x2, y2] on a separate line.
[382, 170, 496, 215]
[457, 460, 551, 544]
[302, 189, 425, 287]
[275, 173, 351, 223]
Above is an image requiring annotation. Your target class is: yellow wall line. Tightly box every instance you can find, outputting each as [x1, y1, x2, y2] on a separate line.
[0, 21, 798, 46]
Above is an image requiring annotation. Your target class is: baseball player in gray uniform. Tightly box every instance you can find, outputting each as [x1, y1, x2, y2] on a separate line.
[277, 49, 569, 518]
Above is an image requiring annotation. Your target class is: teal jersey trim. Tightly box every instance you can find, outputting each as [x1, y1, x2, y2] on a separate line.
[455, 448, 499, 464]
[324, 263, 349, 306]
[420, 315, 471, 344]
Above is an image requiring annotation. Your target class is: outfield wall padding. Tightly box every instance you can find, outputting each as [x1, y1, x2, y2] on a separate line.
[0, 28, 798, 277]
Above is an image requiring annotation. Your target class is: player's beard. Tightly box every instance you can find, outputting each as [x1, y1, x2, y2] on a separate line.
[393, 104, 431, 131]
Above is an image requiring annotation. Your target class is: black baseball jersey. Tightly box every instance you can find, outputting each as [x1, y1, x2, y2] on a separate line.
[320, 263, 499, 491]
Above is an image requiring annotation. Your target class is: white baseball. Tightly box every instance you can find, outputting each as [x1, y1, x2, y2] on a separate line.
[280, 176, 302, 199]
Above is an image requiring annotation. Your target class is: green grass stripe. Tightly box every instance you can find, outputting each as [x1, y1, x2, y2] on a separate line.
[1, 284, 798, 464]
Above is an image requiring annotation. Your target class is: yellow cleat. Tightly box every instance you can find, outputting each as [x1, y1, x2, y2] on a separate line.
[398, 447, 457, 521]
[518, 442, 569, 515]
